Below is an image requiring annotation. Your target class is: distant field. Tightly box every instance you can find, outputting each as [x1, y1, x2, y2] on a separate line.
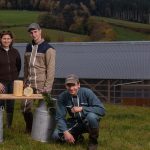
[1, 102, 150, 150]
[113, 26, 150, 41]
[0, 10, 88, 42]
[0, 10, 150, 42]
[0, 10, 39, 26]
[1, 26, 88, 43]
[93, 16, 150, 31]
[92, 16, 150, 41]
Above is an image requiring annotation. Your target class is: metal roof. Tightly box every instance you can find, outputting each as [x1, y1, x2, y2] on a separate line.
[14, 41, 150, 80]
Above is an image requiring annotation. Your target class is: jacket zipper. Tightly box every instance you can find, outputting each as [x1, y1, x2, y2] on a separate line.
[6, 51, 11, 80]
[72, 96, 82, 119]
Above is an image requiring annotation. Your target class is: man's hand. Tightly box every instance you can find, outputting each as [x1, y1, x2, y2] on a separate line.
[0, 83, 5, 93]
[63, 131, 75, 144]
[71, 106, 83, 113]
[37, 87, 50, 94]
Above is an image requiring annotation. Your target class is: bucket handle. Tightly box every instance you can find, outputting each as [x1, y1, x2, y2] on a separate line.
[47, 107, 56, 115]
[0, 106, 4, 111]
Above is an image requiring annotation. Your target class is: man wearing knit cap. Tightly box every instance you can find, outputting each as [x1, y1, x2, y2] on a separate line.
[52, 74, 105, 150]
[21, 22, 56, 133]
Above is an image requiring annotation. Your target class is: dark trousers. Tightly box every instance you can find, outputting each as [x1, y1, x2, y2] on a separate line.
[0, 81, 14, 113]
[52, 112, 100, 142]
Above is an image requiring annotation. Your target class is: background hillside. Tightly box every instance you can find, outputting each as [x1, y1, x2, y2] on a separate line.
[0, 0, 150, 24]
[0, 10, 150, 42]
[1, 0, 150, 42]
[0, 10, 89, 42]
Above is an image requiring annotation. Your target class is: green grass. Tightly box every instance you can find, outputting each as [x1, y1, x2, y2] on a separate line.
[113, 26, 150, 41]
[0, 26, 88, 43]
[92, 16, 150, 41]
[93, 16, 150, 30]
[1, 10, 150, 42]
[0, 102, 149, 150]
[0, 10, 39, 26]
[101, 104, 150, 150]
[0, 10, 88, 42]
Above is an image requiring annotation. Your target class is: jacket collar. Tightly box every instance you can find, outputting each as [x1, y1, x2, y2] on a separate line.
[32, 38, 44, 46]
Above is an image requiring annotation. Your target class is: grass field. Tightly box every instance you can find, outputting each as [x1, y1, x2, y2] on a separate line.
[93, 16, 150, 31]
[1, 26, 88, 43]
[0, 10, 39, 26]
[113, 26, 150, 41]
[0, 10, 88, 42]
[92, 16, 150, 41]
[0, 102, 149, 150]
[1, 10, 150, 42]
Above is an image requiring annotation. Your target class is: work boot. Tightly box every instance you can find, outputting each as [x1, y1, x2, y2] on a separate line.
[6, 113, 13, 128]
[87, 128, 99, 150]
[23, 112, 33, 133]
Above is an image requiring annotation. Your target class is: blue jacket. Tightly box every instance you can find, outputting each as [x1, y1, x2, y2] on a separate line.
[56, 87, 105, 132]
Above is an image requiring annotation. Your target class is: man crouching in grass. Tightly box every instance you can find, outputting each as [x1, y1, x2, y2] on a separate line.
[52, 74, 105, 150]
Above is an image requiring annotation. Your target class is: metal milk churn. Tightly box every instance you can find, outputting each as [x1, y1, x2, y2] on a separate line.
[31, 100, 56, 142]
[0, 106, 4, 143]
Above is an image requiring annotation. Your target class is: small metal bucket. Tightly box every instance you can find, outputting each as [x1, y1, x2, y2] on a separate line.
[0, 106, 4, 143]
[31, 100, 56, 142]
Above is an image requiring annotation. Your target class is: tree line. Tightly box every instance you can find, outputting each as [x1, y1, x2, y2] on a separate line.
[0, 0, 150, 24]
[37, 3, 116, 41]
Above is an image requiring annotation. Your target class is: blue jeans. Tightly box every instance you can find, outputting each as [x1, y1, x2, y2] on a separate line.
[52, 112, 100, 141]
[0, 81, 14, 113]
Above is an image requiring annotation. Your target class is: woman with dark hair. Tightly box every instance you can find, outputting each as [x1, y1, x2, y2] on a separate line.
[0, 31, 21, 128]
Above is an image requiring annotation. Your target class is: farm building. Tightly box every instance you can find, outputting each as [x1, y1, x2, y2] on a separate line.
[15, 41, 150, 106]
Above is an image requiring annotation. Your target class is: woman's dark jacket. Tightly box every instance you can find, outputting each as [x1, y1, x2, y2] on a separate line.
[0, 46, 21, 82]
